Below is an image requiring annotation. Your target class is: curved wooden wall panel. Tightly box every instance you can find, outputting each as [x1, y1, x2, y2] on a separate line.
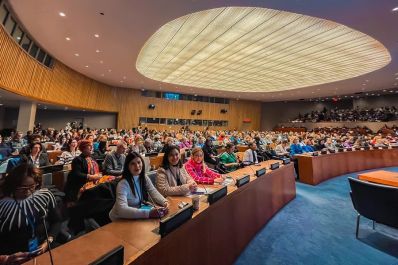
[0, 25, 261, 130]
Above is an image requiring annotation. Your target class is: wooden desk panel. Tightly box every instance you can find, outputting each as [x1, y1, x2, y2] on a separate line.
[297, 149, 398, 185]
[358, 170, 398, 187]
[29, 161, 295, 265]
[27, 230, 141, 265]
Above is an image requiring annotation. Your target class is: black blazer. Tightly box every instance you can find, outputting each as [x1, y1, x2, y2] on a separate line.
[20, 153, 50, 167]
[65, 154, 90, 203]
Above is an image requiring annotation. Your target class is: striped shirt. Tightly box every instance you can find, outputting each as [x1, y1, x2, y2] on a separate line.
[0, 189, 56, 233]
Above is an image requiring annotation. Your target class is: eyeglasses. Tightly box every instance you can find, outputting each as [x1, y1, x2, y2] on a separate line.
[15, 184, 38, 192]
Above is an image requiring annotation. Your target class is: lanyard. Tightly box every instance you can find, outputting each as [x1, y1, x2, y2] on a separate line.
[14, 199, 36, 238]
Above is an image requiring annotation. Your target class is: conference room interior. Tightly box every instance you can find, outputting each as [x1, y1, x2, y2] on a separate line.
[0, 0, 398, 264]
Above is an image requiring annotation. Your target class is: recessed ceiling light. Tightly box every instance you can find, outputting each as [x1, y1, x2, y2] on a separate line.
[383, 89, 387, 92]
[99, 60, 103, 64]
[59, 12, 66, 17]
[108, 69, 112, 72]
[141, 88, 145, 91]
[85, 65, 89, 68]
[74, 53, 79, 56]
[392, 7, 398, 12]
[390, 90, 394, 93]
[16, 37, 21, 40]
[96, 49, 100, 53]
[66, 37, 71, 41]
[371, 94, 375, 96]
[0, 104, 3, 106]
[94, 34, 100, 38]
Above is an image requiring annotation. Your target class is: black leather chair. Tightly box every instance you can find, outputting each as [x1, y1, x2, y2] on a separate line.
[348, 177, 398, 238]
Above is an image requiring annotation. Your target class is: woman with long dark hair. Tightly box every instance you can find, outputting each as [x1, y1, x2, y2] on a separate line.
[109, 152, 169, 221]
[156, 145, 197, 197]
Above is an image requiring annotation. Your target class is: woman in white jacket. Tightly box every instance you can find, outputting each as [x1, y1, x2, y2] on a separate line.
[109, 152, 169, 221]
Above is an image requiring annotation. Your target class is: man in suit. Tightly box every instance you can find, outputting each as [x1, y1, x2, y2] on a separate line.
[243, 141, 260, 164]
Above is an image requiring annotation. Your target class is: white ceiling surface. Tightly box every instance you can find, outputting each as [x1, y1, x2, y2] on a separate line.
[8, 0, 398, 102]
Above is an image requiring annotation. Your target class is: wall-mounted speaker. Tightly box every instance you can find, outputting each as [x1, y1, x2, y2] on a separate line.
[220, 109, 228, 114]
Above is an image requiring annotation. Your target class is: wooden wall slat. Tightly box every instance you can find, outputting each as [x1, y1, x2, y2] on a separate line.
[0, 26, 261, 130]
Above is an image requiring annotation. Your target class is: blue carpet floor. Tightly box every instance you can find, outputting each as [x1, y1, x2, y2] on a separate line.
[235, 167, 398, 265]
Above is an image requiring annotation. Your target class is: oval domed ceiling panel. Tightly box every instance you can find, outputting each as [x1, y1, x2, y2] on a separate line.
[136, 7, 390, 93]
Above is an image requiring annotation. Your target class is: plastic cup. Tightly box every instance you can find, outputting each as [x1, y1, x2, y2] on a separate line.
[192, 195, 200, 211]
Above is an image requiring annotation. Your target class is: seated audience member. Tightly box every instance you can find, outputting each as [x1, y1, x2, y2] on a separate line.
[160, 137, 174, 153]
[152, 135, 163, 152]
[10, 131, 26, 153]
[202, 138, 219, 166]
[219, 143, 240, 172]
[54, 135, 67, 151]
[103, 141, 127, 176]
[143, 138, 154, 153]
[109, 152, 169, 220]
[21, 143, 50, 167]
[243, 141, 260, 164]
[178, 136, 192, 149]
[93, 135, 108, 159]
[57, 139, 81, 165]
[0, 135, 12, 161]
[129, 136, 147, 155]
[314, 138, 326, 151]
[0, 163, 61, 256]
[184, 147, 224, 184]
[275, 140, 289, 156]
[289, 138, 304, 156]
[19, 134, 47, 156]
[156, 145, 197, 196]
[65, 140, 101, 204]
[324, 137, 337, 152]
[302, 139, 315, 152]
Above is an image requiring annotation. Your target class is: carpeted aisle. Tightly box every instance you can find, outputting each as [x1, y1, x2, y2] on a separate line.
[235, 167, 398, 265]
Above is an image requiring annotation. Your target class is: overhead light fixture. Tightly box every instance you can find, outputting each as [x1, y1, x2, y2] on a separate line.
[392, 7, 398, 12]
[94, 34, 100, 38]
[99, 60, 103, 64]
[74, 53, 79, 56]
[136, 7, 390, 93]
[85, 65, 89, 68]
[96, 49, 100, 53]
[65, 37, 71, 41]
[59, 12, 66, 17]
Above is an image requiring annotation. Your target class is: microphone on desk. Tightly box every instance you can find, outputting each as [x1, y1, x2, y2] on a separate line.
[32, 193, 55, 265]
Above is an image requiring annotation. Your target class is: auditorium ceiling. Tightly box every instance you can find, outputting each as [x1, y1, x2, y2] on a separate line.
[8, 0, 398, 101]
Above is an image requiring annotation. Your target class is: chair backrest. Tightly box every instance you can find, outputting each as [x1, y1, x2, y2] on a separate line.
[146, 170, 157, 186]
[348, 177, 398, 228]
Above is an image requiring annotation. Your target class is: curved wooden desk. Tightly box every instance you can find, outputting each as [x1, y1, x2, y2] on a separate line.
[296, 148, 398, 185]
[27, 161, 296, 265]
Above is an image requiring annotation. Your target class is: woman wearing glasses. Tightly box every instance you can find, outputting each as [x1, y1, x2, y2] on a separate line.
[184, 147, 225, 185]
[0, 163, 61, 259]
